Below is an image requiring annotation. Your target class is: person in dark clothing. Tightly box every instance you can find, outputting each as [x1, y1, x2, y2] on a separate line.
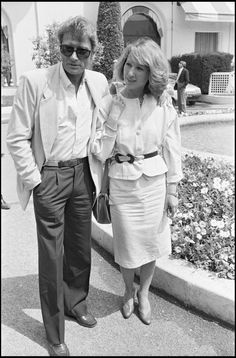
[175, 60, 189, 116]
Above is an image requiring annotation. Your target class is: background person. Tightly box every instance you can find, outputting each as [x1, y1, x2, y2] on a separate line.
[7, 16, 109, 356]
[91, 37, 183, 326]
[175, 60, 189, 116]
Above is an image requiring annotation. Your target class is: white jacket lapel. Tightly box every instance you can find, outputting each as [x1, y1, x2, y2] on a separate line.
[39, 86, 58, 159]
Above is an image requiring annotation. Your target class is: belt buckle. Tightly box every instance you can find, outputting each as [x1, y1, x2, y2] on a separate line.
[115, 153, 135, 164]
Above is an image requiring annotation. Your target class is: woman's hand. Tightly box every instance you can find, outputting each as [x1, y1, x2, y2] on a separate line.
[109, 94, 125, 119]
[164, 193, 178, 218]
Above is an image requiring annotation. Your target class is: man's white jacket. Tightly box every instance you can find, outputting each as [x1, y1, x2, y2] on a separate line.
[6, 63, 109, 210]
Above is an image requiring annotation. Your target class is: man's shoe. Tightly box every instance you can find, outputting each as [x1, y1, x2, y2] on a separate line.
[47, 343, 70, 356]
[1, 196, 10, 210]
[68, 311, 97, 328]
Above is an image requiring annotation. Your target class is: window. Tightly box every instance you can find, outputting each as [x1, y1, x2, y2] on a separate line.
[195, 32, 218, 53]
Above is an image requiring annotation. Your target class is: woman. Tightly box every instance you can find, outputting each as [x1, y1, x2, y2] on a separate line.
[91, 37, 183, 325]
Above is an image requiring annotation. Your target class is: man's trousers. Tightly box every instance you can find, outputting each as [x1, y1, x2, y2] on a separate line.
[33, 158, 95, 344]
[177, 85, 187, 113]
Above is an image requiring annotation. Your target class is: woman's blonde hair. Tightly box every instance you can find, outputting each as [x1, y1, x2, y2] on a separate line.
[114, 37, 169, 100]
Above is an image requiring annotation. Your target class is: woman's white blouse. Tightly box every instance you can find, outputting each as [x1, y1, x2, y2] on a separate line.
[91, 92, 183, 184]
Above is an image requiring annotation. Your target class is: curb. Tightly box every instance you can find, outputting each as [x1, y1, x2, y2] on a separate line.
[180, 112, 234, 126]
[91, 220, 235, 327]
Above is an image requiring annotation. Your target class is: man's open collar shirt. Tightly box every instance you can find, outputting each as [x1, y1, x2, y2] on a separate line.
[48, 63, 94, 161]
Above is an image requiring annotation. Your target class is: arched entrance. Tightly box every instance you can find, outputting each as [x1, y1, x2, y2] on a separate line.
[122, 6, 163, 47]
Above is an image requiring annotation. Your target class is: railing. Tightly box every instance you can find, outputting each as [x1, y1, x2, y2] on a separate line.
[209, 72, 234, 95]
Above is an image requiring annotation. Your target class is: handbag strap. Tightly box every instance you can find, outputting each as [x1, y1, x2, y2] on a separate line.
[100, 159, 110, 194]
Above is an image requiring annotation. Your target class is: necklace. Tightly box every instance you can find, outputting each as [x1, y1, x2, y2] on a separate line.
[139, 96, 144, 106]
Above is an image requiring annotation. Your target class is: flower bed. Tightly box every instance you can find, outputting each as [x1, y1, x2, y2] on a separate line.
[171, 153, 235, 280]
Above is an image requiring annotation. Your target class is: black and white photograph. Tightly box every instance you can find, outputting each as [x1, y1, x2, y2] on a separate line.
[1, 1, 234, 356]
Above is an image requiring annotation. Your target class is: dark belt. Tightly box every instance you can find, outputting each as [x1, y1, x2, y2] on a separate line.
[43, 157, 88, 168]
[114, 151, 158, 164]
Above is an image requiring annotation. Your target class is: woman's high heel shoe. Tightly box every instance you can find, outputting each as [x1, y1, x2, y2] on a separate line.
[121, 299, 134, 319]
[137, 290, 151, 325]
[121, 290, 136, 319]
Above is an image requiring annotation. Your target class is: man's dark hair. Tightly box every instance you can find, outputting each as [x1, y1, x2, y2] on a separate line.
[57, 16, 97, 53]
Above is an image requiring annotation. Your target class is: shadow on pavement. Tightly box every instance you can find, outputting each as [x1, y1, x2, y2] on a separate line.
[2, 272, 122, 350]
[1, 274, 47, 349]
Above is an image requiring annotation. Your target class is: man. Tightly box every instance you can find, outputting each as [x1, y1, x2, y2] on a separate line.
[7, 16, 109, 356]
[175, 60, 189, 116]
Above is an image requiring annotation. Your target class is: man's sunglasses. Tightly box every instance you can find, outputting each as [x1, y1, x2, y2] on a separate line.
[60, 45, 91, 59]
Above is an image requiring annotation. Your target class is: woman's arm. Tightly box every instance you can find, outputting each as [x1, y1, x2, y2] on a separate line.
[91, 94, 125, 162]
[162, 106, 183, 216]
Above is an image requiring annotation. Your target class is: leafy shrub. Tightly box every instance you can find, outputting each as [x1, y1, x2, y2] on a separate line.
[95, 1, 124, 80]
[171, 154, 235, 280]
[1, 44, 14, 86]
[32, 22, 61, 68]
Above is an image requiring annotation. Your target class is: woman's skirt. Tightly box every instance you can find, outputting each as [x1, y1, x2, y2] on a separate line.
[109, 173, 171, 269]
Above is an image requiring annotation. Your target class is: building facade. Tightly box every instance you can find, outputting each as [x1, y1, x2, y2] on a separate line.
[1, 1, 235, 86]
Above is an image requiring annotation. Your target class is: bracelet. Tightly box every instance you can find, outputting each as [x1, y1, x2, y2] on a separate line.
[167, 192, 178, 198]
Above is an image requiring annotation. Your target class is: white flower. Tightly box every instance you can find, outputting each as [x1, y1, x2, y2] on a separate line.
[213, 177, 222, 190]
[195, 226, 201, 232]
[184, 236, 195, 244]
[184, 225, 191, 232]
[221, 180, 229, 190]
[217, 220, 225, 229]
[210, 219, 218, 227]
[219, 230, 230, 238]
[231, 223, 235, 237]
[213, 177, 221, 185]
[196, 233, 202, 239]
[171, 233, 178, 241]
[219, 253, 228, 261]
[199, 221, 206, 228]
[227, 189, 233, 196]
[174, 246, 182, 253]
[184, 236, 190, 241]
[201, 187, 208, 194]
[201, 229, 207, 235]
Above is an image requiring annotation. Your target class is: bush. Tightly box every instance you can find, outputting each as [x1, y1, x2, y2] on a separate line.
[171, 154, 235, 280]
[32, 22, 61, 68]
[95, 1, 124, 80]
[1, 44, 14, 86]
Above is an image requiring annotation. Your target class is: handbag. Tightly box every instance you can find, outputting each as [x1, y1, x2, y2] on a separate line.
[92, 159, 111, 224]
